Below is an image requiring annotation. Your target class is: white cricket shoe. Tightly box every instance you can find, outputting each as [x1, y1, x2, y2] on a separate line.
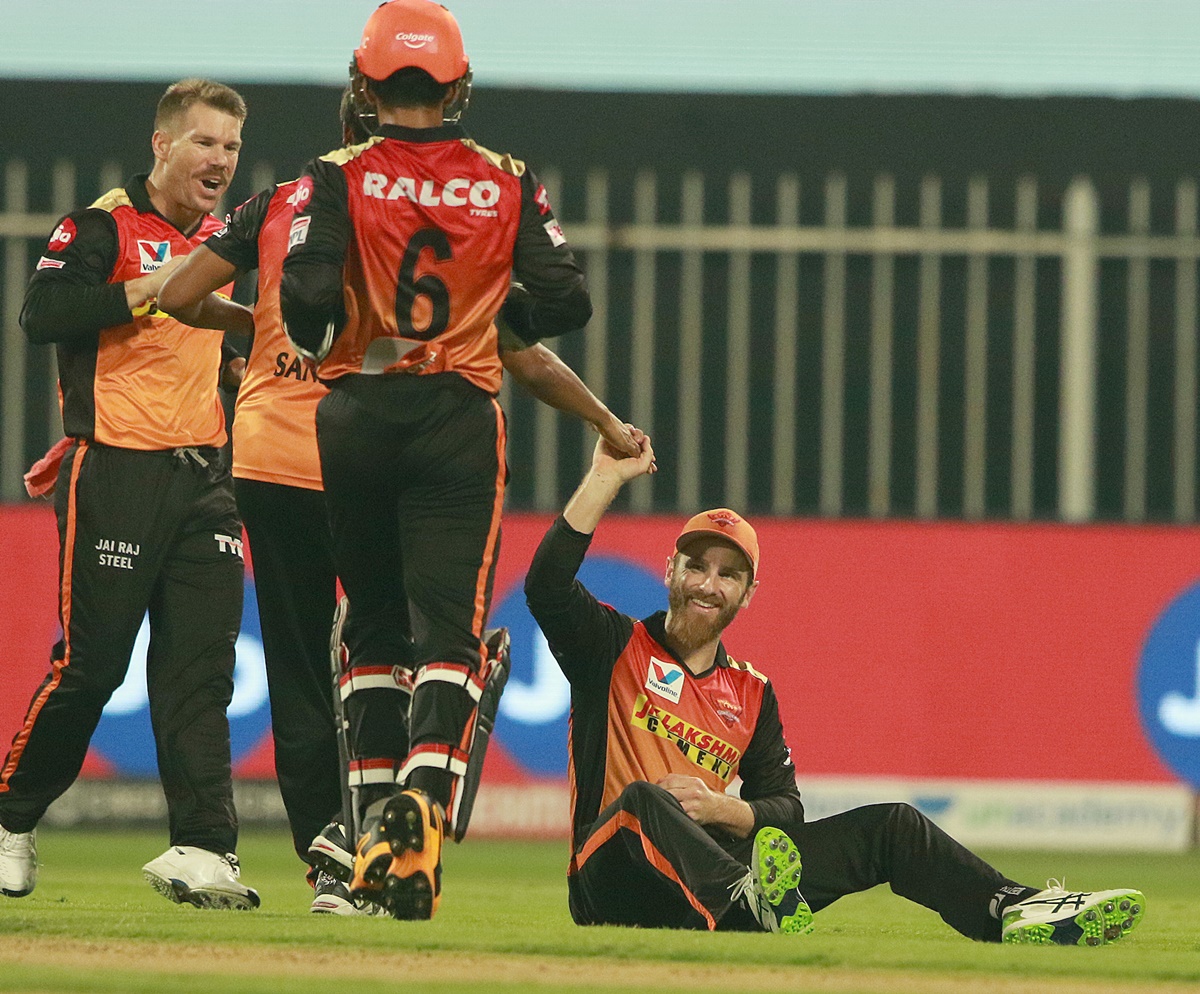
[310, 869, 384, 916]
[1002, 879, 1145, 946]
[142, 845, 260, 910]
[0, 825, 37, 897]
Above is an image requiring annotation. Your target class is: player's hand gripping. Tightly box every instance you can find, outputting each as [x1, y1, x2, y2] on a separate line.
[657, 773, 755, 837]
[589, 428, 656, 484]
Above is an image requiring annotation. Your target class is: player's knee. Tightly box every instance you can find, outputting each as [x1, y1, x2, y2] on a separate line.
[617, 779, 674, 812]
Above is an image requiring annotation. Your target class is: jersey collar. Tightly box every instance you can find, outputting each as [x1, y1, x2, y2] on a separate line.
[375, 122, 468, 144]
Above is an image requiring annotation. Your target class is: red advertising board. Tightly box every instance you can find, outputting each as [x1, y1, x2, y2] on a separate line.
[2, 504, 1196, 788]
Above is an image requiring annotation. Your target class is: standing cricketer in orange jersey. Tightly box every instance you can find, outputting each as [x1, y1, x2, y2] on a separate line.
[278, 0, 603, 919]
[166, 67, 636, 913]
[0, 80, 259, 910]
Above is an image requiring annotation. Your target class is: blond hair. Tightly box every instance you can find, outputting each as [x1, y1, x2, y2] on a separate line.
[154, 78, 247, 132]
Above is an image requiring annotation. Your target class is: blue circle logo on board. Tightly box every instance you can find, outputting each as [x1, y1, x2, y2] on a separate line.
[92, 580, 272, 776]
[1136, 580, 1200, 788]
[491, 554, 667, 777]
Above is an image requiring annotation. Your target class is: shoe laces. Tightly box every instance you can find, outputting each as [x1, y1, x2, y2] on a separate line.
[728, 869, 774, 931]
[1043, 877, 1067, 894]
[222, 853, 242, 878]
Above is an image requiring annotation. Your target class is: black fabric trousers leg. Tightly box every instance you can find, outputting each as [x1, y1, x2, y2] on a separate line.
[0, 443, 242, 854]
[779, 803, 1025, 942]
[316, 376, 507, 817]
[235, 478, 342, 861]
[568, 781, 753, 930]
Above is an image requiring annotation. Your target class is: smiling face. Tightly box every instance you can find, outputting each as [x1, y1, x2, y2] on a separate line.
[148, 102, 242, 230]
[663, 536, 757, 659]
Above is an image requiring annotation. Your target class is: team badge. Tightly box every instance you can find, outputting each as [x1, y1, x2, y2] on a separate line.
[646, 656, 685, 703]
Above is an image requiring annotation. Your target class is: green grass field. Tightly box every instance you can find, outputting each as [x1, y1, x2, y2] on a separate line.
[2, 827, 1198, 994]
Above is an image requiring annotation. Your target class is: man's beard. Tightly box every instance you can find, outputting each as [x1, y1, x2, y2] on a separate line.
[665, 584, 742, 656]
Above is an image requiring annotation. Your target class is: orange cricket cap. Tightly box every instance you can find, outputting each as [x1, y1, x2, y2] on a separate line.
[674, 508, 760, 579]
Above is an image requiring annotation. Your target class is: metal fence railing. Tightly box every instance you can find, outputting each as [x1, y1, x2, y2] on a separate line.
[2, 161, 1198, 522]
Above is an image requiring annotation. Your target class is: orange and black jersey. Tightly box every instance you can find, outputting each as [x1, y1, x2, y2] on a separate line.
[21, 175, 233, 450]
[279, 122, 590, 392]
[204, 181, 326, 490]
[525, 517, 804, 852]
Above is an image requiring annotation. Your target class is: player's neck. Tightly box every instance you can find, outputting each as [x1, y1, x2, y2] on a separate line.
[662, 620, 720, 676]
[376, 104, 446, 130]
[144, 171, 204, 233]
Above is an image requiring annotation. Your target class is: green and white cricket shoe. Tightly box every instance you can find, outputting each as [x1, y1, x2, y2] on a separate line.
[742, 827, 814, 934]
[1002, 879, 1145, 946]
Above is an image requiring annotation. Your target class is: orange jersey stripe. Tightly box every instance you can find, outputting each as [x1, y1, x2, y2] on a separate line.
[569, 808, 716, 930]
[470, 397, 506, 665]
[0, 440, 88, 792]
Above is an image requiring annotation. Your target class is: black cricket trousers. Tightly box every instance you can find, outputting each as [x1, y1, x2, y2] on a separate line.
[0, 441, 243, 854]
[234, 477, 342, 861]
[315, 372, 506, 817]
[568, 780, 1027, 941]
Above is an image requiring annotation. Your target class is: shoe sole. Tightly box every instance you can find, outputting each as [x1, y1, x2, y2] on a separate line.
[380, 792, 441, 920]
[143, 870, 260, 910]
[2, 886, 34, 898]
[754, 828, 814, 935]
[311, 893, 358, 915]
[348, 840, 392, 907]
[1004, 890, 1146, 947]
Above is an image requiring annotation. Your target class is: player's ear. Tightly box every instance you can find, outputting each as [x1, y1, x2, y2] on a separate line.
[740, 578, 759, 609]
[663, 554, 674, 587]
[151, 129, 171, 164]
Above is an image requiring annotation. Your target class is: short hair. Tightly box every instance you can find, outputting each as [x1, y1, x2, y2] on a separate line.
[366, 66, 452, 110]
[155, 78, 247, 132]
[340, 87, 374, 145]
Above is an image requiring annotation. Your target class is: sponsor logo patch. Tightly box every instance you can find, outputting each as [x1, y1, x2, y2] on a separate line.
[396, 31, 435, 49]
[646, 655, 685, 703]
[631, 693, 741, 782]
[543, 218, 566, 247]
[288, 215, 311, 250]
[137, 240, 172, 273]
[289, 176, 313, 213]
[534, 184, 553, 215]
[362, 172, 501, 210]
[214, 533, 245, 559]
[48, 217, 77, 250]
[37, 256, 66, 270]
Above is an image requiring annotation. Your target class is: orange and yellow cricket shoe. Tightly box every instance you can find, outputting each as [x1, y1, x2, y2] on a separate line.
[380, 789, 444, 920]
[349, 800, 395, 908]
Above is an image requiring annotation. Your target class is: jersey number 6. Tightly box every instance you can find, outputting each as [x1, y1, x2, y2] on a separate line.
[395, 227, 452, 340]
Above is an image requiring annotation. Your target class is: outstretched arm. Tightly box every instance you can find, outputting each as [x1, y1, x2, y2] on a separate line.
[501, 340, 639, 457]
[562, 433, 656, 536]
[158, 245, 253, 336]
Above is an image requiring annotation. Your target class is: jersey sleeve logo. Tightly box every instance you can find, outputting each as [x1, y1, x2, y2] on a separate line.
[288, 215, 311, 250]
[137, 240, 173, 273]
[288, 176, 313, 213]
[646, 656, 685, 703]
[543, 218, 566, 247]
[47, 217, 77, 250]
[36, 256, 66, 270]
[534, 184, 553, 215]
